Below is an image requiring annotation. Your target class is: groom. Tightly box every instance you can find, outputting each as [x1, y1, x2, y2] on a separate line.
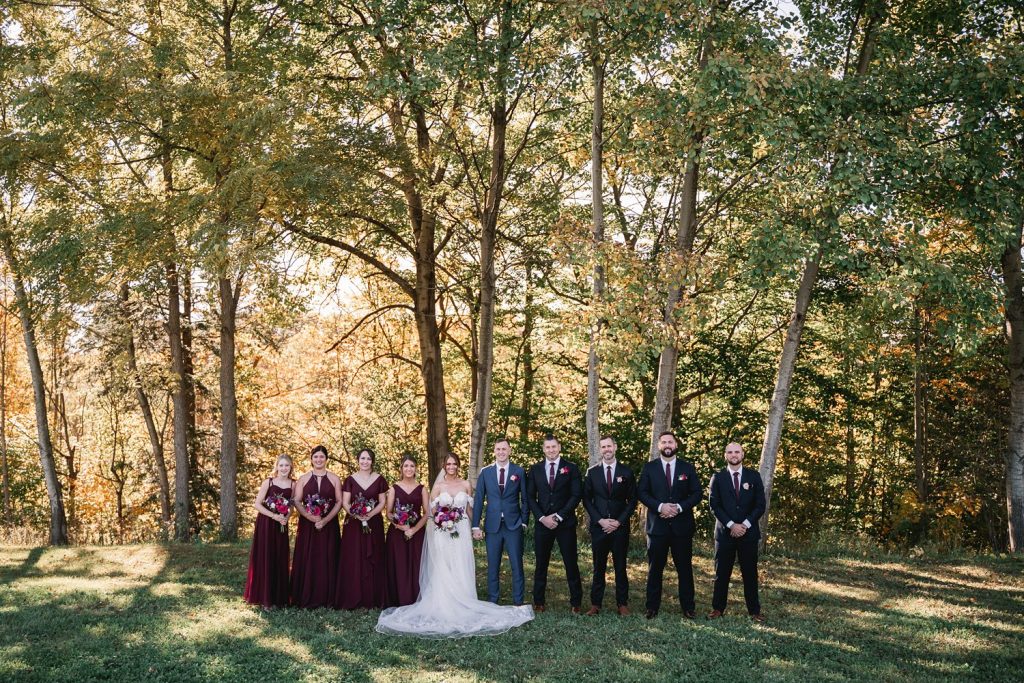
[472, 437, 528, 606]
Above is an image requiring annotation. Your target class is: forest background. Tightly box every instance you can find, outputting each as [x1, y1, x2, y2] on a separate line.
[1, 0, 1022, 555]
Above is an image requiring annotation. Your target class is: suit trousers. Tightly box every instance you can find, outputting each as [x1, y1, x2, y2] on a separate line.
[533, 523, 583, 607]
[712, 533, 760, 614]
[485, 523, 525, 605]
[590, 525, 629, 607]
[645, 531, 694, 613]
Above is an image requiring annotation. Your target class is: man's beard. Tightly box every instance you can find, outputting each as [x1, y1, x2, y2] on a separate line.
[660, 446, 678, 459]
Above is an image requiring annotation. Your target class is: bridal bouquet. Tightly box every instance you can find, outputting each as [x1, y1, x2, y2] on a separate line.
[264, 492, 291, 533]
[349, 494, 374, 533]
[392, 502, 419, 531]
[432, 505, 466, 539]
[304, 493, 332, 521]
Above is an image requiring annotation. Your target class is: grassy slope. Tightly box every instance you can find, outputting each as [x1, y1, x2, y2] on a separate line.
[0, 542, 1021, 683]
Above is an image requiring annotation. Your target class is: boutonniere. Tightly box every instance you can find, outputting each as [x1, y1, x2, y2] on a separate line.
[742, 482, 750, 490]
[678, 473, 687, 481]
[509, 474, 518, 482]
[559, 466, 569, 475]
[616, 476, 623, 483]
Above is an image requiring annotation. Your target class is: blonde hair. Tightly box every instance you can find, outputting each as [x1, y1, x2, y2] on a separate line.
[272, 454, 295, 480]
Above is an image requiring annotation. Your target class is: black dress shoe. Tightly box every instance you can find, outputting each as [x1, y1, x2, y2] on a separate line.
[644, 609, 658, 619]
[682, 610, 696, 619]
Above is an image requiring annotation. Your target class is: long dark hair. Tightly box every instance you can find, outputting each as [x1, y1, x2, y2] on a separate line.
[356, 447, 377, 467]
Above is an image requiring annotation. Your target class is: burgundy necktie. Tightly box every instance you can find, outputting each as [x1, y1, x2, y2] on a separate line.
[499, 467, 505, 494]
[606, 465, 613, 494]
[665, 462, 672, 489]
[549, 462, 555, 489]
[733, 471, 740, 501]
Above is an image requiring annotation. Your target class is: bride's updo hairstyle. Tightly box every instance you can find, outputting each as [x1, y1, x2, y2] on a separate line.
[443, 453, 461, 476]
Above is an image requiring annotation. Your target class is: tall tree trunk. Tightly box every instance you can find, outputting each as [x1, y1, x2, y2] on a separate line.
[0, 278, 11, 525]
[120, 283, 171, 524]
[755, 11, 880, 546]
[757, 245, 822, 544]
[181, 269, 201, 534]
[167, 259, 191, 542]
[913, 301, 928, 502]
[415, 226, 451, 482]
[649, 151, 701, 459]
[469, 2, 513, 483]
[648, 6, 716, 459]
[163, 155, 190, 542]
[1001, 214, 1024, 553]
[586, 19, 605, 467]
[218, 276, 240, 541]
[148, 4, 189, 541]
[54, 387, 77, 531]
[518, 263, 535, 443]
[0, 233, 68, 545]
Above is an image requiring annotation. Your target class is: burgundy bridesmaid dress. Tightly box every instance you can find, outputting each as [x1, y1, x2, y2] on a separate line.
[335, 474, 388, 609]
[244, 480, 292, 608]
[384, 483, 426, 607]
[289, 474, 340, 608]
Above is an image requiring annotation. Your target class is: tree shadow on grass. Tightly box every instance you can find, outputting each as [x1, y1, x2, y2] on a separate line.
[0, 546, 44, 582]
[0, 545, 377, 683]
[3, 545, 1021, 683]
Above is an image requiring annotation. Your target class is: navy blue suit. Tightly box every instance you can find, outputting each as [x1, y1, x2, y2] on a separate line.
[472, 462, 528, 604]
[637, 457, 702, 614]
[708, 466, 766, 615]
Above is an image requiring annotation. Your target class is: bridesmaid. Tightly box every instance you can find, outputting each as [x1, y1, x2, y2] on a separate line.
[384, 455, 429, 607]
[290, 445, 342, 609]
[335, 447, 388, 609]
[244, 454, 294, 609]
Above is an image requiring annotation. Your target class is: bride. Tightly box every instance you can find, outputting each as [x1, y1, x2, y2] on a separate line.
[376, 453, 534, 638]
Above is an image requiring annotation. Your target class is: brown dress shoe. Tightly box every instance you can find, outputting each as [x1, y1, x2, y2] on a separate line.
[706, 609, 724, 619]
[571, 606, 581, 614]
[617, 605, 630, 616]
[751, 613, 766, 623]
[644, 609, 657, 619]
[585, 606, 600, 616]
[533, 604, 546, 613]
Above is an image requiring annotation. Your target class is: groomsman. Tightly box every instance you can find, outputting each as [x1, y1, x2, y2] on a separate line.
[582, 435, 636, 616]
[708, 442, 766, 622]
[525, 433, 584, 613]
[637, 430, 702, 619]
[472, 437, 529, 606]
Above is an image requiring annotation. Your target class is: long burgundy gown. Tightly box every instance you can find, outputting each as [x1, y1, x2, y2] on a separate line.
[384, 483, 426, 607]
[290, 473, 340, 609]
[335, 474, 388, 609]
[244, 480, 292, 608]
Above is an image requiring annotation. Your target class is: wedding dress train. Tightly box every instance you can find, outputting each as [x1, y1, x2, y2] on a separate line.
[375, 491, 534, 638]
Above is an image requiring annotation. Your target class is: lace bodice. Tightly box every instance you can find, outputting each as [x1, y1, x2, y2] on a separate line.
[432, 491, 471, 508]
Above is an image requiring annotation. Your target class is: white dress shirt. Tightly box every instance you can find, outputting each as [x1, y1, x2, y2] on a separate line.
[544, 457, 563, 521]
[725, 464, 752, 529]
[657, 457, 683, 514]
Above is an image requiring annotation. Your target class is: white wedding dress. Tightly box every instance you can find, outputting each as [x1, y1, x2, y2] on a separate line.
[375, 491, 534, 638]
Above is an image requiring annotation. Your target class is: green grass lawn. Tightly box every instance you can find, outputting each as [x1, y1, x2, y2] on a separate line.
[1, 541, 1021, 682]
